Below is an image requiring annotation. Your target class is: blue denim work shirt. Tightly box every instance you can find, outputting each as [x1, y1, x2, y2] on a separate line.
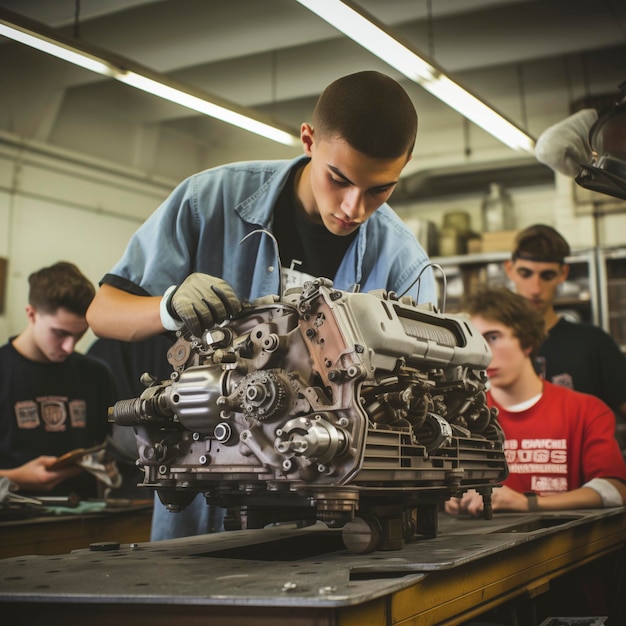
[105, 155, 436, 305]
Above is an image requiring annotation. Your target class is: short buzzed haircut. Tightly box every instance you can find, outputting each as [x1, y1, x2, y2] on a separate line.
[512, 224, 570, 264]
[464, 286, 546, 358]
[312, 70, 418, 159]
[28, 261, 95, 317]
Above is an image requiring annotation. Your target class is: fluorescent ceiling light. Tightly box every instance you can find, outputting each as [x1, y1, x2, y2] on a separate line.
[295, 0, 535, 153]
[116, 72, 299, 146]
[0, 9, 300, 147]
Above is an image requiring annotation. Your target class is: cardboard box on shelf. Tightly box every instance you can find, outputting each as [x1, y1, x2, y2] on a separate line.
[480, 230, 519, 253]
[467, 238, 483, 254]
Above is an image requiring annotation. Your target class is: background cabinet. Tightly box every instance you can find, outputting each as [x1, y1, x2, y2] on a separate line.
[597, 247, 626, 352]
[431, 249, 599, 326]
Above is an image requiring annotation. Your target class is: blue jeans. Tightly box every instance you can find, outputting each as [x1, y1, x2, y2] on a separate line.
[150, 492, 225, 541]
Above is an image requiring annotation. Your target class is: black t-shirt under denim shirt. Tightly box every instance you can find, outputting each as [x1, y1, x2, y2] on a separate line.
[272, 166, 357, 291]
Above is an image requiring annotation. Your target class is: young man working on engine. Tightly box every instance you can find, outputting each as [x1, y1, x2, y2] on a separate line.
[86, 70, 437, 540]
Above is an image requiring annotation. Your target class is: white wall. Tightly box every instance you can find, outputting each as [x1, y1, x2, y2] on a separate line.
[0, 134, 174, 352]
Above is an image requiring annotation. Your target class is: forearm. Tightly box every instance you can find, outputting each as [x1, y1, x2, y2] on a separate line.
[87, 284, 165, 341]
[0, 467, 22, 484]
[0, 461, 45, 489]
[533, 487, 602, 511]
[531, 479, 625, 509]
[0, 457, 70, 491]
[447, 481, 623, 518]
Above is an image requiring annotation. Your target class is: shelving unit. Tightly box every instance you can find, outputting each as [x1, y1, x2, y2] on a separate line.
[431, 249, 599, 326]
[597, 247, 626, 352]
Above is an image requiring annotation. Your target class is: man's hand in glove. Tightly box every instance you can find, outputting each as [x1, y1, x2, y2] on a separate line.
[160, 273, 242, 337]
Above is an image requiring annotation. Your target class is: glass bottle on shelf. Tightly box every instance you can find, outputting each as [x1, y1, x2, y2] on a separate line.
[481, 183, 515, 232]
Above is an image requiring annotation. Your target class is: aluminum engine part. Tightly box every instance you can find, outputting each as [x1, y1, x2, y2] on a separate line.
[111, 278, 508, 551]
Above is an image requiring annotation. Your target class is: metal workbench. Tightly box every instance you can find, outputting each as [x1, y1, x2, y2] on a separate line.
[1, 507, 624, 625]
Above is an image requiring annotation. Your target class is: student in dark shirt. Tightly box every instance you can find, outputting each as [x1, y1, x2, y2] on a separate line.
[0, 262, 116, 498]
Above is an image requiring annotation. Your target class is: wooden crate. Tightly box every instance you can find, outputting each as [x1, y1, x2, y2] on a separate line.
[480, 230, 519, 253]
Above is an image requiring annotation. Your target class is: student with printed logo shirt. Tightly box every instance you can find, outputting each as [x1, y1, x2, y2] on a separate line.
[0, 262, 116, 499]
[445, 286, 626, 518]
[86, 71, 437, 541]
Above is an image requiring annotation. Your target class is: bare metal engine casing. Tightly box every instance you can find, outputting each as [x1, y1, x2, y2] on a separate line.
[112, 279, 508, 552]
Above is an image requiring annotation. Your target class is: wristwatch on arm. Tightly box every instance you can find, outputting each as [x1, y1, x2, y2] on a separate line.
[525, 491, 540, 512]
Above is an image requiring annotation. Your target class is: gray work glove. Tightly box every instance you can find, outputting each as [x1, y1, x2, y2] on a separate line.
[535, 108, 597, 178]
[160, 273, 242, 337]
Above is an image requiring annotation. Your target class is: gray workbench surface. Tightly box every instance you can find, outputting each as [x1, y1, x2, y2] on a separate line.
[0, 508, 622, 608]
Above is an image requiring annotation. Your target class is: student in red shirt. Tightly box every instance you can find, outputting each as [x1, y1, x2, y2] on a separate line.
[446, 286, 626, 517]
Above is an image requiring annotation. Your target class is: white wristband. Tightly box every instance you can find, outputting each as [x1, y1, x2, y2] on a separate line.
[159, 285, 184, 331]
[583, 477, 623, 507]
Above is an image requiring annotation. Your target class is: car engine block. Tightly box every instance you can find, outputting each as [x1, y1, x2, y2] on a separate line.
[111, 279, 508, 552]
